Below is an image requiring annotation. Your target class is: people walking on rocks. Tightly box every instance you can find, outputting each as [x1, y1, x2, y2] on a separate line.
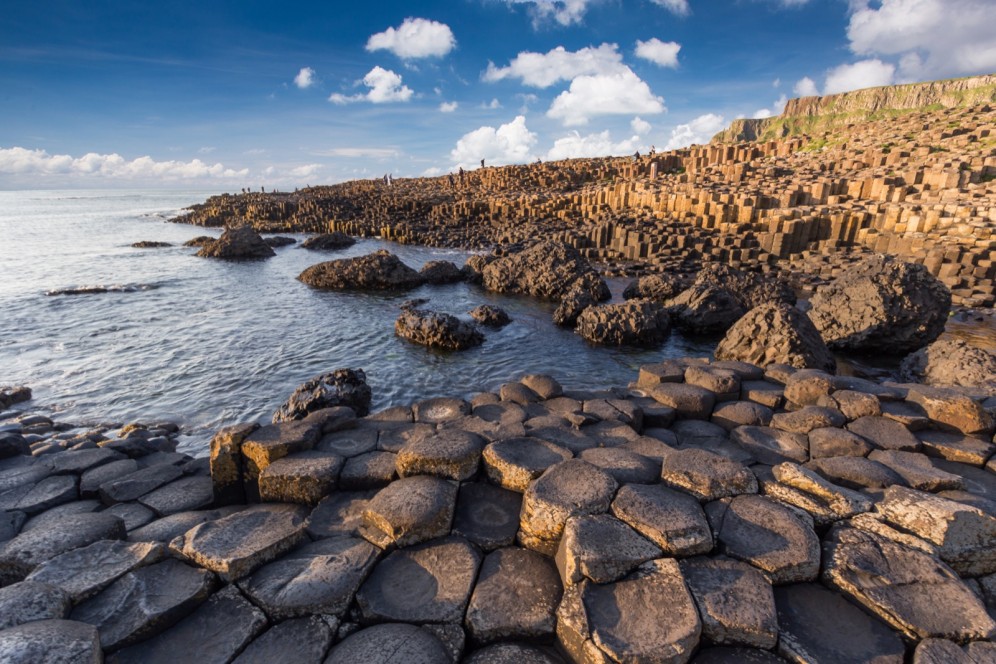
[459, 167, 465, 185]
[448, 173, 455, 187]
[650, 145, 656, 155]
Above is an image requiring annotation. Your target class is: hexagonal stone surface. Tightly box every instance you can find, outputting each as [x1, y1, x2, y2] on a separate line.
[463, 643, 565, 664]
[773, 583, 904, 664]
[238, 536, 378, 619]
[325, 623, 450, 664]
[868, 450, 964, 491]
[20, 500, 102, 533]
[46, 447, 124, 475]
[0, 512, 126, 584]
[70, 558, 215, 651]
[258, 451, 344, 504]
[770, 406, 846, 434]
[108, 585, 267, 664]
[80, 458, 139, 498]
[466, 546, 563, 643]
[690, 647, 788, 663]
[519, 460, 618, 556]
[397, 429, 485, 481]
[0, 475, 77, 516]
[847, 416, 922, 452]
[680, 558, 777, 649]
[98, 463, 184, 505]
[452, 481, 521, 551]
[413, 397, 471, 424]
[0, 619, 101, 664]
[356, 536, 481, 624]
[648, 383, 716, 420]
[555, 514, 661, 586]
[127, 507, 241, 543]
[611, 484, 712, 557]
[807, 427, 874, 458]
[823, 526, 996, 642]
[804, 456, 906, 490]
[706, 494, 820, 584]
[169, 503, 309, 581]
[232, 616, 334, 664]
[712, 401, 774, 431]
[26, 540, 165, 603]
[578, 447, 660, 484]
[482, 438, 572, 492]
[0, 581, 71, 629]
[340, 452, 397, 489]
[305, 490, 376, 539]
[917, 430, 995, 466]
[137, 475, 213, 516]
[730, 426, 809, 465]
[557, 558, 700, 664]
[359, 475, 457, 549]
[661, 448, 758, 502]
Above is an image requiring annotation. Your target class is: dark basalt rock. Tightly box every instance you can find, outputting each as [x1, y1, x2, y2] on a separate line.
[575, 299, 671, 347]
[273, 369, 371, 421]
[264, 235, 296, 247]
[298, 250, 424, 291]
[301, 232, 355, 250]
[130, 241, 172, 248]
[395, 309, 484, 351]
[693, 263, 796, 310]
[419, 260, 465, 284]
[482, 241, 609, 301]
[196, 225, 275, 259]
[622, 273, 689, 301]
[899, 339, 996, 389]
[469, 305, 511, 327]
[183, 236, 215, 247]
[715, 303, 836, 372]
[667, 284, 747, 335]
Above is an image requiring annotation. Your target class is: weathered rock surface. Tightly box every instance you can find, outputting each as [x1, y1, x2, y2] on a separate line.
[258, 450, 344, 504]
[555, 514, 660, 586]
[667, 284, 746, 335]
[360, 475, 457, 549]
[273, 369, 370, 421]
[397, 429, 484, 480]
[0, 512, 126, 584]
[0, 581, 71, 630]
[196, 225, 275, 259]
[716, 303, 836, 372]
[298, 250, 424, 291]
[661, 448, 758, 501]
[451, 482, 521, 551]
[481, 241, 609, 301]
[482, 437, 573, 492]
[300, 231, 355, 250]
[680, 557, 778, 649]
[419, 260, 465, 284]
[611, 483, 712, 556]
[622, 273, 687, 301]
[26, 540, 165, 602]
[325, 623, 450, 663]
[231, 616, 334, 664]
[900, 338, 996, 388]
[395, 308, 485, 351]
[576, 299, 671, 347]
[469, 305, 511, 327]
[0, 619, 102, 664]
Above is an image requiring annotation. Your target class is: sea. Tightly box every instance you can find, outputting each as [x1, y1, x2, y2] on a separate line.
[0, 189, 714, 454]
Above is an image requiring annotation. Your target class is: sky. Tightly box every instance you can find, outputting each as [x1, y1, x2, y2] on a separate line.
[1, 0, 994, 189]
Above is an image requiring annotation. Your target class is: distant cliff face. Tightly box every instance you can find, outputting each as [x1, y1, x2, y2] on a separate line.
[712, 74, 996, 143]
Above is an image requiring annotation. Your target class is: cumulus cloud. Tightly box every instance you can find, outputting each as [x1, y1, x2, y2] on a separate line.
[631, 117, 652, 136]
[546, 130, 642, 160]
[366, 18, 456, 59]
[329, 67, 414, 104]
[482, 98, 502, 109]
[0, 147, 249, 181]
[664, 113, 726, 150]
[450, 115, 537, 169]
[753, 94, 787, 118]
[793, 76, 819, 97]
[439, 101, 459, 112]
[547, 68, 666, 126]
[483, 43, 624, 88]
[503, 0, 597, 26]
[650, 0, 690, 16]
[289, 164, 323, 178]
[294, 67, 315, 89]
[847, 0, 996, 80]
[823, 58, 895, 94]
[634, 39, 681, 68]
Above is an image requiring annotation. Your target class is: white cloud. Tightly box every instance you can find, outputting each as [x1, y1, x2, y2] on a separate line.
[753, 94, 788, 118]
[366, 18, 456, 59]
[823, 58, 895, 94]
[503, 0, 597, 26]
[294, 67, 315, 89]
[450, 115, 537, 169]
[311, 147, 400, 158]
[289, 164, 323, 178]
[439, 101, 458, 113]
[773, 77, 781, 87]
[546, 130, 642, 160]
[483, 43, 625, 88]
[329, 67, 414, 104]
[664, 113, 726, 150]
[482, 98, 502, 109]
[634, 39, 681, 68]
[650, 0, 690, 16]
[793, 76, 819, 97]
[0, 147, 249, 181]
[847, 0, 996, 80]
[197, 146, 216, 154]
[631, 117, 652, 136]
[547, 68, 666, 126]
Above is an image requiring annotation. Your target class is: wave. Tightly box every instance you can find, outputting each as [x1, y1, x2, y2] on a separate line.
[45, 283, 162, 296]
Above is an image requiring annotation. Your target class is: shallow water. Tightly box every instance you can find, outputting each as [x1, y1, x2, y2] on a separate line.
[0, 190, 713, 453]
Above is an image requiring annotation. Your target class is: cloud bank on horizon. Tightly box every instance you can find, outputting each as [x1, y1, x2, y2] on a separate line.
[1, 0, 994, 187]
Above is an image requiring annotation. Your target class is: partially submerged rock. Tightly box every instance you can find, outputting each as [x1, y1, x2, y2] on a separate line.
[576, 299, 671, 346]
[272, 369, 370, 421]
[395, 309, 484, 351]
[715, 303, 836, 372]
[196, 225, 275, 259]
[482, 241, 609, 301]
[300, 232, 355, 250]
[298, 250, 424, 291]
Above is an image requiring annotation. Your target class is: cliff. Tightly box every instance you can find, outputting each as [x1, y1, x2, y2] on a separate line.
[713, 74, 996, 143]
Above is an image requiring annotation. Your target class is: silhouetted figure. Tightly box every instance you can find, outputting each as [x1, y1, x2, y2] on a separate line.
[459, 167, 465, 184]
[632, 151, 640, 162]
[480, 159, 485, 169]
[261, 186, 265, 193]
[649, 145, 656, 155]
[448, 173, 455, 187]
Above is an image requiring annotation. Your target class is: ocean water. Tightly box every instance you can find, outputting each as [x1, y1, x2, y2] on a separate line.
[0, 190, 713, 453]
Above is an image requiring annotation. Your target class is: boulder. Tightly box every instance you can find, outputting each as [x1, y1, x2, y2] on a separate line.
[481, 241, 609, 301]
[715, 304, 836, 372]
[692, 263, 796, 310]
[462, 254, 495, 284]
[395, 309, 484, 351]
[667, 284, 746, 335]
[263, 235, 295, 247]
[298, 250, 424, 291]
[273, 369, 371, 421]
[300, 231, 355, 250]
[419, 260, 465, 284]
[622, 273, 688, 301]
[469, 305, 511, 327]
[575, 299, 671, 346]
[808, 255, 951, 353]
[196, 225, 275, 259]
[551, 281, 597, 328]
[900, 339, 996, 389]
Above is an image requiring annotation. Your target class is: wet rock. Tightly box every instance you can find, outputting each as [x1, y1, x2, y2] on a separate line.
[196, 225, 275, 259]
[131, 241, 172, 248]
[730, 426, 809, 465]
[70, 558, 215, 651]
[667, 284, 746, 335]
[808, 255, 950, 353]
[611, 483, 712, 556]
[169, 503, 309, 581]
[680, 557, 777, 649]
[108, 585, 267, 664]
[420, 260, 465, 284]
[301, 231, 355, 250]
[649, 383, 716, 420]
[413, 397, 472, 423]
[576, 299, 671, 347]
[900, 339, 996, 389]
[239, 536, 378, 619]
[906, 385, 994, 435]
[183, 235, 215, 247]
[452, 482, 521, 551]
[26, 540, 165, 603]
[822, 526, 996, 642]
[773, 583, 904, 664]
[555, 514, 661, 586]
[263, 235, 295, 247]
[231, 616, 334, 664]
[258, 450, 344, 504]
[500, 382, 540, 405]
[0, 512, 126, 584]
[325, 623, 451, 664]
[298, 250, 424, 291]
[273, 370, 371, 423]
[305, 490, 375, 539]
[0, 433, 30, 460]
[519, 460, 617, 555]
[0, 619, 101, 664]
[557, 558, 700, 664]
[469, 305, 511, 327]
[482, 437, 573, 492]
[661, 447, 758, 501]
[127, 507, 240, 543]
[868, 450, 965, 491]
[395, 308, 484, 351]
[481, 241, 609, 301]
[397, 429, 484, 481]
[622, 273, 687, 301]
[707, 494, 820, 584]
[552, 281, 597, 328]
[357, 535, 481, 623]
[80, 458, 139, 498]
[715, 303, 836, 372]
[0, 581, 71, 629]
[360, 475, 457, 549]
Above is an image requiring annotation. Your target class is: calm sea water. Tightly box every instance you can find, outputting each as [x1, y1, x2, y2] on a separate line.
[0, 190, 713, 453]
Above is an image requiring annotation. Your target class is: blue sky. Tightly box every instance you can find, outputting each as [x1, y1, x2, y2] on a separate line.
[1, 0, 994, 188]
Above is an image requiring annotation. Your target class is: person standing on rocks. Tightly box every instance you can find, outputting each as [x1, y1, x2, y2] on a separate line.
[480, 159, 485, 169]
